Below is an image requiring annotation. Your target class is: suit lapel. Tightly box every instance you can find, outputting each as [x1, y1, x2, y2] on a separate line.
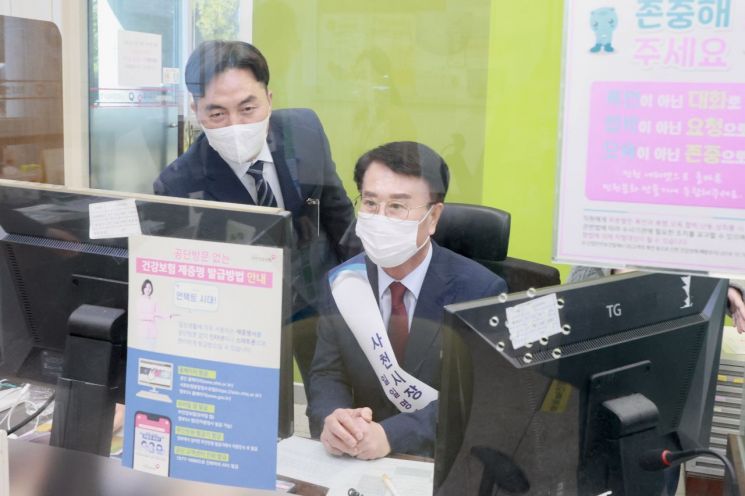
[268, 116, 303, 217]
[200, 138, 255, 204]
[405, 244, 452, 375]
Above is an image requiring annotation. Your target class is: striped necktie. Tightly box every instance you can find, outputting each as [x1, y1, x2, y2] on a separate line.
[247, 160, 277, 207]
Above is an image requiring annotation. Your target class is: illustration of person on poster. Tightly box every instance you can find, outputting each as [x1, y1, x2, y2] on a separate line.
[137, 279, 173, 350]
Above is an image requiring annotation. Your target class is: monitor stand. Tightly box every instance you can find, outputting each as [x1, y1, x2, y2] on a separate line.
[580, 361, 666, 495]
[135, 388, 172, 403]
[50, 304, 126, 456]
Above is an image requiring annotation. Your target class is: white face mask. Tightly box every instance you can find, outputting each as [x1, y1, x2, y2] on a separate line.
[202, 115, 270, 165]
[355, 208, 432, 268]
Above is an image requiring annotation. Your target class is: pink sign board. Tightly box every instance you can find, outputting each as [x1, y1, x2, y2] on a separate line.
[136, 257, 273, 288]
[586, 81, 745, 208]
[554, 0, 745, 277]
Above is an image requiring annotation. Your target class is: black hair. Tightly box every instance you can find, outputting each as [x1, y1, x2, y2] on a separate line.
[353, 141, 450, 203]
[141, 279, 153, 295]
[184, 40, 270, 97]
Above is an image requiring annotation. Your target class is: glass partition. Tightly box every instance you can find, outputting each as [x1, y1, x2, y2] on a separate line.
[87, 0, 182, 193]
[0, 2, 736, 494]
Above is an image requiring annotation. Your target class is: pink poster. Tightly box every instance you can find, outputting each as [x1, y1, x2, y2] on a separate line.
[555, 0, 745, 277]
[586, 82, 745, 208]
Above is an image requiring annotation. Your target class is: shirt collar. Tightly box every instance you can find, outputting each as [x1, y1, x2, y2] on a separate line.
[223, 140, 274, 177]
[377, 242, 433, 301]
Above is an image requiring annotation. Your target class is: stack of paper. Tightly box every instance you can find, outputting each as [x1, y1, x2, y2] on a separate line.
[277, 436, 433, 496]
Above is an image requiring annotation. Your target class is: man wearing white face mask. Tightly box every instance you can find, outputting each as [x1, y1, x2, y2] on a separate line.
[308, 142, 508, 459]
[154, 41, 358, 386]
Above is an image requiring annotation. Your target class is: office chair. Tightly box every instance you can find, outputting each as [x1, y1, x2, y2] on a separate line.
[432, 203, 560, 292]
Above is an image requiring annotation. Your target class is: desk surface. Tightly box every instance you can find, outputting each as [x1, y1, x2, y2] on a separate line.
[10, 440, 282, 496]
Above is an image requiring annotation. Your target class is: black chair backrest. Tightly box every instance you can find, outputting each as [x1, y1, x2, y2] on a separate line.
[433, 203, 560, 292]
[433, 203, 510, 262]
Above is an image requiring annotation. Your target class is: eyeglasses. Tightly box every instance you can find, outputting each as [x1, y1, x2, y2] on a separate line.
[354, 196, 433, 222]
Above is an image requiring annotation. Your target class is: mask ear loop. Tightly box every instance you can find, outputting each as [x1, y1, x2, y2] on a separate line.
[417, 205, 434, 224]
[413, 205, 436, 252]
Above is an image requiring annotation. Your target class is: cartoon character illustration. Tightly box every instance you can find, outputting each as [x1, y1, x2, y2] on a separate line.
[590, 7, 618, 53]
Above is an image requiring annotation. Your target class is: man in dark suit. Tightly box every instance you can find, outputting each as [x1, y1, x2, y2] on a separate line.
[308, 141, 507, 459]
[154, 41, 357, 379]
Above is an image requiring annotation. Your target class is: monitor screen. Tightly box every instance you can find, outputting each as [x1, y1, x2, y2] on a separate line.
[136, 358, 174, 404]
[435, 272, 727, 496]
[138, 358, 174, 391]
[0, 180, 295, 438]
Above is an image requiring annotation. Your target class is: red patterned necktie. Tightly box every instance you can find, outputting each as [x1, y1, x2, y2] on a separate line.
[388, 281, 409, 364]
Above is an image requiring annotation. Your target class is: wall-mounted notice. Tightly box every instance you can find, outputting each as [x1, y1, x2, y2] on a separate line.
[555, 0, 745, 278]
[118, 30, 162, 87]
[122, 235, 283, 490]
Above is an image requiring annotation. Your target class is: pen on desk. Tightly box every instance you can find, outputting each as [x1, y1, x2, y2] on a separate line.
[382, 473, 401, 496]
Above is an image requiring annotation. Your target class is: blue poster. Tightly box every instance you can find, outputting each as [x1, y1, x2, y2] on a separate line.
[122, 235, 284, 490]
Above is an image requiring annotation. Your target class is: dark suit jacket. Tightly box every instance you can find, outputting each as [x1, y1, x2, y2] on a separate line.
[153, 108, 357, 313]
[308, 242, 508, 456]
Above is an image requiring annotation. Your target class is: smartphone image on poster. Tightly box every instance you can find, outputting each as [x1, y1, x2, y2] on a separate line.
[133, 411, 171, 477]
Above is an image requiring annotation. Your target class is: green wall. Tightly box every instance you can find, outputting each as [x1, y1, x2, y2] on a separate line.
[255, 0, 567, 278]
[482, 0, 568, 278]
[254, 0, 493, 204]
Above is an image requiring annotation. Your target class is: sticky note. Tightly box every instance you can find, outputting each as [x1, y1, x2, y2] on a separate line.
[506, 294, 563, 350]
[89, 198, 142, 239]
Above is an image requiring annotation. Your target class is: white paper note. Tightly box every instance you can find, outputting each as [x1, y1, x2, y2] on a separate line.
[118, 30, 162, 87]
[506, 294, 563, 349]
[89, 198, 142, 239]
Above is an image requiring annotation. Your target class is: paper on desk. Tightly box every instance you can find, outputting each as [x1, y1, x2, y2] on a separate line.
[277, 436, 433, 496]
[506, 294, 563, 349]
[327, 465, 433, 496]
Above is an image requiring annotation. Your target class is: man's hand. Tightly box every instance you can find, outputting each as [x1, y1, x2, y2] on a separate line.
[320, 407, 372, 456]
[729, 287, 745, 334]
[352, 420, 391, 460]
[113, 403, 126, 432]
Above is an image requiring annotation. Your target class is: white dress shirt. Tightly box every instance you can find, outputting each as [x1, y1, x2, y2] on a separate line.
[376, 242, 433, 331]
[223, 140, 285, 208]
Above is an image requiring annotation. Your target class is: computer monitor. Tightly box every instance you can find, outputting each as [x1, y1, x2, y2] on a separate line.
[0, 180, 295, 448]
[136, 358, 174, 403]
[435, 272, 728, 496]
[0, 199, 129, 384]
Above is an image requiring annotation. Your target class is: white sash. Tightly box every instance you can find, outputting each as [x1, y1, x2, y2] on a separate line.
[329, 263, 438, 413]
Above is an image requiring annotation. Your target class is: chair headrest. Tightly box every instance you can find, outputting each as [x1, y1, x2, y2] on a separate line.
[433, 203, 510, 261]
